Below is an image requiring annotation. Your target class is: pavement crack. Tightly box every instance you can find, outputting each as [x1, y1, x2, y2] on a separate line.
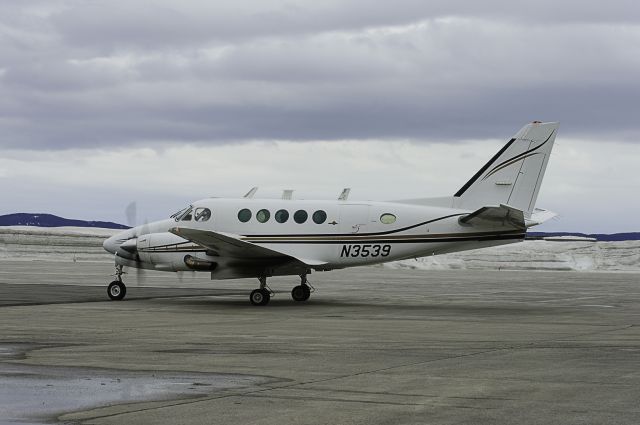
[242, 393, 498, 410]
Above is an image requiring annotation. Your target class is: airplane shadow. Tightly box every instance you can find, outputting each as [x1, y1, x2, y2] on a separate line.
[147, 293, 555, 316]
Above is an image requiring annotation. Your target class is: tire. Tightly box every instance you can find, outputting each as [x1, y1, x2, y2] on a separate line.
[107, 281, 126, 301]
[291, 285, 304, 301]
[301, 284, 311, 301]
[250, 289, 270, 306]
[291, 285, 310, 302]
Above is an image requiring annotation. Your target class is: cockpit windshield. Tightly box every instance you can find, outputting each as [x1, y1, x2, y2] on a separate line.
[171, 206, 193, 221]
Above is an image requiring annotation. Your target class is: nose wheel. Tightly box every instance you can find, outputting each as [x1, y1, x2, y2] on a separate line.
[107, 265, 127, 301]
[107, 280, 127, 300]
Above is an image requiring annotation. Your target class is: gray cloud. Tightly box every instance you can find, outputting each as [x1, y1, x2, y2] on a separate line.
[46, 0, 640, 48]
[1, 1, 640, 149]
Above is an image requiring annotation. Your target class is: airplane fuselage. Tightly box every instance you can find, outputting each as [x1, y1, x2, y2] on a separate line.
[105, 198, 524, 280]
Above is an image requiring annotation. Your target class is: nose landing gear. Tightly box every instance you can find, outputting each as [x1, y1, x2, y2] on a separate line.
[107, 265, 127, 301]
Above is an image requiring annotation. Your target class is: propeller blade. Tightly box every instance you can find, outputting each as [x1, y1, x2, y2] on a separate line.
[135, 265, 147, 286]
[125, 201, 137, 227]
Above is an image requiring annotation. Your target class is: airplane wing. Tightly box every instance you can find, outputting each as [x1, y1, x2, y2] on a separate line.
[459, 203, 526, 229]
[169, 227, 327, 267]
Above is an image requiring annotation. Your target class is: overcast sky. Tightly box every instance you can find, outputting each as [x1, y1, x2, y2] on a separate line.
[1, 0, 639, 232]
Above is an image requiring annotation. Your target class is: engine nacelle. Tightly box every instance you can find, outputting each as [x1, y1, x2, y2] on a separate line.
[137, 232, 195, 271]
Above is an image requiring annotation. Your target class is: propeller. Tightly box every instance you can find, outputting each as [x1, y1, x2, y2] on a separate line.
[125, 201, 137, 230]
[122, 201, 197, 287]
[123, 201, 149, 286]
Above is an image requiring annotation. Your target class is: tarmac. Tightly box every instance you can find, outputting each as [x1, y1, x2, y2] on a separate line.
[1, 260, 639, 424]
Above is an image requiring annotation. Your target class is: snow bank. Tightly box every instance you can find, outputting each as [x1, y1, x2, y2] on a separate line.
[0, 227, 118, 262]
[386, 240, 640, 272]
[2, 227, 639, 271]
[1, 226, 119, 237]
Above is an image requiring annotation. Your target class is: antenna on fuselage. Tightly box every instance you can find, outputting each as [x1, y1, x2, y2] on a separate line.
[244, 187, 258, 198]
[338, 188, 351, 201]
[282, 189, 294, 200]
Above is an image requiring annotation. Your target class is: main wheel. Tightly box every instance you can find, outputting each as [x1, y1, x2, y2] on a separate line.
[107, 280, 126, 301]
[291, 285, 311, 302]
[250, 288, 270, 306]
[301, 284, 311, 301]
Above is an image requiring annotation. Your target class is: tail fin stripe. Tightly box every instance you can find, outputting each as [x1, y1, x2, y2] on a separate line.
[454, 138, 516, 198]
[483, 129, 556, 179]
[482, 152, 542, 181]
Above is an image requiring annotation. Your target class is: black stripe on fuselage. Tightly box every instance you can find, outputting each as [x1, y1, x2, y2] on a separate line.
[244, 229, 521, 241]
[141, 233, 525, 253]
[245, 233, 524, 245]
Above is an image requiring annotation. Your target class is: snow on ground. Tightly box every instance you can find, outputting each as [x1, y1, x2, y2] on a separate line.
[1, 227, 639, 272]
[387, 240, 640, 272]
[0, 227, 118, 262]
[1, 226, 120, 237]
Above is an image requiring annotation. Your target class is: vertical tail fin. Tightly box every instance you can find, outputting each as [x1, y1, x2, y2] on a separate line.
[453, 121, 558, 216]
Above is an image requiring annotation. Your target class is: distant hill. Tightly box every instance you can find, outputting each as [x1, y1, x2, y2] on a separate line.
[0, 213, 129, 229]
[527, 232, 640, 241]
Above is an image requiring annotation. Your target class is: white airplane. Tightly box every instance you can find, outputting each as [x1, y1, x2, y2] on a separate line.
[103, 121, 559, 306]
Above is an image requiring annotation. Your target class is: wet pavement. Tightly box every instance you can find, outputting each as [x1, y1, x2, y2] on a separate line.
[0, 347, 268, 425]
[1, 261, 640, 424]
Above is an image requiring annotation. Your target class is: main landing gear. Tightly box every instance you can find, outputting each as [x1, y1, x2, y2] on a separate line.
[250, 276, 271, 306]
[249, 274, 313, 306]
[291, 274, 312, 302]
[107, 265, 127, 301]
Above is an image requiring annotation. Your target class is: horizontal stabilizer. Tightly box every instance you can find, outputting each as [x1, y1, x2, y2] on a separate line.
[525, 208, 558, 227]
[459, 204, 526, 229]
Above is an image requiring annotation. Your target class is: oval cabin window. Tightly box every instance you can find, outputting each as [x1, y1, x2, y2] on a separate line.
[275, 209, 289, 223]
[238, 209, 252, 223]
[256, 209, 271, 223]
[380, 213, 396, 224]
[294, 210, 308, 224]
[312, 210, 327, 224]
